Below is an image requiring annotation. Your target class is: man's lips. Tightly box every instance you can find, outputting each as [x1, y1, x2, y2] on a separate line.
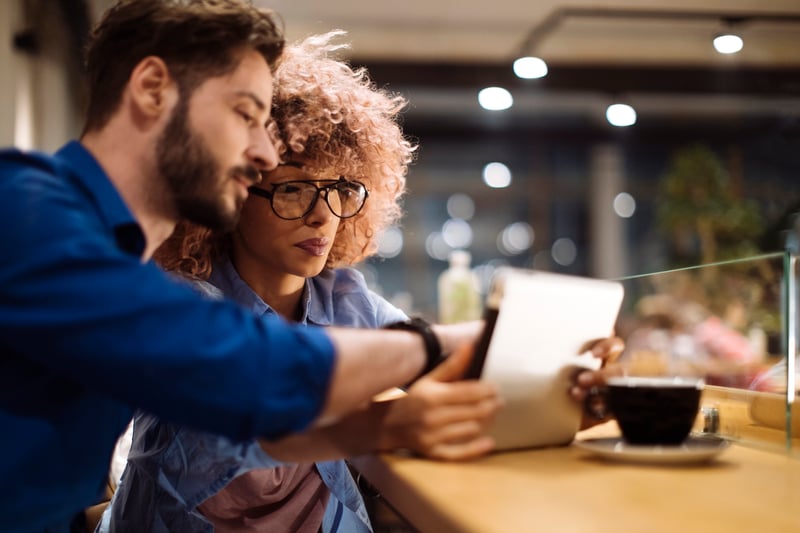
[232, 178, 250, 204]
[231, 166, 261, 195]
[295, 238, 330, 256]
[233, 165, 261, 185]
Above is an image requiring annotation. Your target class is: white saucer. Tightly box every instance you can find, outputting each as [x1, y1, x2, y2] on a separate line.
[574, 435, 730, 465]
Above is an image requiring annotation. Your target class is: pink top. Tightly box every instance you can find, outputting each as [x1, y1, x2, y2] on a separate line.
[197, 464, 330, 532]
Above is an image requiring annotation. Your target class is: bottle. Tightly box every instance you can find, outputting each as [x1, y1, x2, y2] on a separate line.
[437, 250, 482, 324]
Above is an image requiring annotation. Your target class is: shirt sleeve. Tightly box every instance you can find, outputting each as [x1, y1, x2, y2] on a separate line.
[0, 161, 335, 441]
[369, 291, 410, 326]
[324, 268, 409, 328]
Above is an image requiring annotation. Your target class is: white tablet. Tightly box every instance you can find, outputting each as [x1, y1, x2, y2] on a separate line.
[467, 268, 624, 451]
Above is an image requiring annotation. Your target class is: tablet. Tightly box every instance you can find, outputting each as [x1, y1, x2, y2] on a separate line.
[468, 268, 624, 451]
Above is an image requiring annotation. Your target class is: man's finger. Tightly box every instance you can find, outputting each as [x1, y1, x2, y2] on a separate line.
[425, 343, 473, 382]
[427, 436, 496, 461]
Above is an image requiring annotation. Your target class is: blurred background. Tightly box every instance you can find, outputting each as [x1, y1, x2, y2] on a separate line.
[1, 0, 799, 320]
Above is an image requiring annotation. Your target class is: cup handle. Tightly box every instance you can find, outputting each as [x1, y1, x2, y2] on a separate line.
[583, 385, 610, 420]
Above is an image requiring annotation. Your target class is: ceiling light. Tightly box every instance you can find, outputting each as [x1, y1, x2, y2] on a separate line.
[713, 33, 744, 54]
[606, 103, 636, 127]
[478, 87, 513, 111]
[482, 162, 512, 188]
[513, 56, 548, 79]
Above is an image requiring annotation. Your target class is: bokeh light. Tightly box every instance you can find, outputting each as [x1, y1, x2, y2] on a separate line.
[606, 103, 637, 127]
[551, 238, 577, 266]
[376, 226, 404, 258]
[613, 192, 636, 218]
[482, 162, 512, 188]
[513, 56, 548, 79]
[442, 218, 473, 249]
[478, 87, 513, 111]
[447, 193, 475, 220]
[497, 222, 534, 255]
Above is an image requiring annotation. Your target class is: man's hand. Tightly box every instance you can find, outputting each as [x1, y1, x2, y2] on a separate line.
[379, 344, 503, 461]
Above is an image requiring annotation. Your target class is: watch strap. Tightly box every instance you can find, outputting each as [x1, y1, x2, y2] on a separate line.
[384, 317, 445, 385]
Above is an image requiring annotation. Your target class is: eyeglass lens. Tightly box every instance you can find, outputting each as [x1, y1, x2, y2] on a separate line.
[271, 180, 367, 219]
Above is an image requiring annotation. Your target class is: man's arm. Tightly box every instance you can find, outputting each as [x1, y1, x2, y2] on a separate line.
[318, 327, 426, 424]
[260, 343, 501, 462]
[0, 157, 487, 442]
[318, 320, 486, 424]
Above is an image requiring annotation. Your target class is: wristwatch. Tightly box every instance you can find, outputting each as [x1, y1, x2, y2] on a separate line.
[384, 317, 446, 385]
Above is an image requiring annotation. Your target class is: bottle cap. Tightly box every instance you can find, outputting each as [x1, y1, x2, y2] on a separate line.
[449, 249, 471, 267]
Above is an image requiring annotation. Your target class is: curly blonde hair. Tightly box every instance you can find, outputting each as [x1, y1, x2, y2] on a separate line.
[155, 31, 416, 278]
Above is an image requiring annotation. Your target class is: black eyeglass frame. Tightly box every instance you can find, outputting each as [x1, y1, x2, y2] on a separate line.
[248, 177, 369, 220]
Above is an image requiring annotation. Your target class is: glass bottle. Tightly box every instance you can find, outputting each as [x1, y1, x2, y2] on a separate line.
[437, 250, 482, 324]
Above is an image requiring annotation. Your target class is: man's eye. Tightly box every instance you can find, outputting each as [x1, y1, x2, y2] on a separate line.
[238, 110, 255, 125]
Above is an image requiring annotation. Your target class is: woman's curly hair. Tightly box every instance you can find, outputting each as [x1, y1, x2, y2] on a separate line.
[155, 31, 416, 278]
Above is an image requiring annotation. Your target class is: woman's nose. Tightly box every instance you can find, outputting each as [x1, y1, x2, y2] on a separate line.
[304, 191, 336, 225]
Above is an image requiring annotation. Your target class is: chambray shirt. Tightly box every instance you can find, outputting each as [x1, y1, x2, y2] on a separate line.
[100, 260, 407, 532]
[0, 142, 335, 532]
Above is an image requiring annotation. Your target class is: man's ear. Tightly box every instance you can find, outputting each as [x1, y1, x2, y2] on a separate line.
[128, 56, 176, 120]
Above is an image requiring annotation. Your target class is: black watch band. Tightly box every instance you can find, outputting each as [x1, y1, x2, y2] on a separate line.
[384, 317, 445, 385]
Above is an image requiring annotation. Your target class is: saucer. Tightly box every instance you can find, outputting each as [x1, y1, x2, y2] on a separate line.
[574, 435, 730, 465]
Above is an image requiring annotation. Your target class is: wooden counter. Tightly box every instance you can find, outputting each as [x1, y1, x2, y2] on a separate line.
[352, 421, 800, 533]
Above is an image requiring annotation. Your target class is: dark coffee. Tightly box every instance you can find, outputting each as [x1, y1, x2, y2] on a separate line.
[606, 376, 703, 445]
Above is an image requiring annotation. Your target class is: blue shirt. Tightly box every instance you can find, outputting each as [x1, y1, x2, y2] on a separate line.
[101, 260, 407, 532]
[0, 142, 336, 532]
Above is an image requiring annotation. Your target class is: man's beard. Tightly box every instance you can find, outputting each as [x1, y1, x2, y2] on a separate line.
[156, 99, 259, 231]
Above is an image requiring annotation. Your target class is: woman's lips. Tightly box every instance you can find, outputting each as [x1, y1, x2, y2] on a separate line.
[295, 238, 330, 256]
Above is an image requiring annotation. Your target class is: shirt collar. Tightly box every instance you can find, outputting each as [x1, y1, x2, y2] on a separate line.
[210, 258, 332, 327]
[56, 141, 145, 256]
[305, 270, 334, 327]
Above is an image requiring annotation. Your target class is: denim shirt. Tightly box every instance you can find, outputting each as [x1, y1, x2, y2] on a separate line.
[99, 260, 407, 532]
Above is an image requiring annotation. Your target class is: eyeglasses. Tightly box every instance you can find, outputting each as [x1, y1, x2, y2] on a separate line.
[248, 177, 369, 220]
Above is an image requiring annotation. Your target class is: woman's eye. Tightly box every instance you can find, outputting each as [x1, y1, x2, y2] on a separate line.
[279, 185, 302, 194]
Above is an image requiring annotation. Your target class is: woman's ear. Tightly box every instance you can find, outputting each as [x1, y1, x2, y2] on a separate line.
[128, 56, 176, 120]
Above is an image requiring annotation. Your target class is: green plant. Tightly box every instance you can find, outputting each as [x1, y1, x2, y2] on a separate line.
[657, 144, 763, 267]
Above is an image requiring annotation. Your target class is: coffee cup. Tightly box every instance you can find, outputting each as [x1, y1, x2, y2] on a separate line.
[606, 376, 704, 445]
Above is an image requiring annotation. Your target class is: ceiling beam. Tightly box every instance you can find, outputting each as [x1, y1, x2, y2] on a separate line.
[516, 7, 800, 57]
[358, 61, 800, 97]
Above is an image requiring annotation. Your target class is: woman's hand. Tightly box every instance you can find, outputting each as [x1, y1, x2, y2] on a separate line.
[569, 336, 625, 430]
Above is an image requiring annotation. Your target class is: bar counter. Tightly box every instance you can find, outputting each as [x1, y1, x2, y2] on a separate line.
[352, 421, 800, 532]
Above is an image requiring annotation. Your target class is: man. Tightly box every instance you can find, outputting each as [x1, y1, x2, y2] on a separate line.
[0, 1, 468, 531]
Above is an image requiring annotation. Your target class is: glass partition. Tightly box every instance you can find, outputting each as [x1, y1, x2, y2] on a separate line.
[612, 252, 798, 456]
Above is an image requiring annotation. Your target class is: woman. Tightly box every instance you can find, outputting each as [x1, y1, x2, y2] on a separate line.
[100, 32, 503, 533]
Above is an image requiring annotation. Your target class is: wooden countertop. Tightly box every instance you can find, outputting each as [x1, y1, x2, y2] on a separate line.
[352, 421, 800, 533]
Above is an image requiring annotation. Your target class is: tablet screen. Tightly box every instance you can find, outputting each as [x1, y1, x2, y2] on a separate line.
[468, 268, 624, 450]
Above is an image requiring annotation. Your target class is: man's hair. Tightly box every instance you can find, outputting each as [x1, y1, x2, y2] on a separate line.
[82, 0, 284, 133]
[155, 31, 416, 278]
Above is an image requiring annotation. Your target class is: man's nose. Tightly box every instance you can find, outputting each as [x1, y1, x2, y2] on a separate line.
[247, 127, 279, 172]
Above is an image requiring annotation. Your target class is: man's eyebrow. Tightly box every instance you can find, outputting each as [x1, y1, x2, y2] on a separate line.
[235, 91, 266, 111]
